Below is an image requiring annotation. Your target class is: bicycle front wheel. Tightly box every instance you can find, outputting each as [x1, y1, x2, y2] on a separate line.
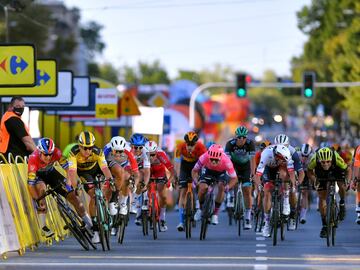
[151, 193, 158, 240]
[326, 196, 334, 247]
[200, 193, 212, 240]
[235, 190, 244, 236]
[118, 216, 126, 244]
[272, 194, 279, 246]
[185, 192, 192, 239]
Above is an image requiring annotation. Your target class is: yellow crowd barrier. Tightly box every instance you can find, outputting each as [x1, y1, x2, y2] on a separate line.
[0, 154, 69, 259]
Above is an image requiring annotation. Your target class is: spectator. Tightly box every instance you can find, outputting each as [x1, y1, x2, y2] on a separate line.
[0, 96, 36, 159]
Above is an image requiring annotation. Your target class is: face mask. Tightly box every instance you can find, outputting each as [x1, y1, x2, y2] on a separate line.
[13, 107, 24, 116]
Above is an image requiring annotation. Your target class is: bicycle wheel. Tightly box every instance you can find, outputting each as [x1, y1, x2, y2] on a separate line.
[332, 203, 338, 246]
[295, 190, 302, 230]
[200, 193, 212, 240]
[118, 216, 126, 244]
[236, 190, 244, 236]
[151, 193, 157, 240]
[280, 198, 285, 241]
[272, 193, 279, 246]
[58, 202, 89, 251]
[326, 196, 333, 247]
[96, 196, 108, 251]
[227, 207, 234, 226]
[185, 192, 192, 239]
[142, 210, 148, 236]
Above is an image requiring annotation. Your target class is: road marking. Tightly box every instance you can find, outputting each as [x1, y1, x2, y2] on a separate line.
[254, 265, 268, 270]
[1, 262, 360, 268]
[67, 255, 360, 262]
[256, 237, 265, 241]
[256, 232, 262, 235]
[256, 250, 267, 254]
[256, 244, 267, 247]
[256, 257, 268, 261]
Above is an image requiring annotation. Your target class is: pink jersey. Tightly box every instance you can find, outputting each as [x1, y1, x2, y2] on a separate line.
[193, 152, 237, 178]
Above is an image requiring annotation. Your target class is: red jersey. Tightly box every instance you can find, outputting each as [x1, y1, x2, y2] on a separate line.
[28, 148, 62, 180]
[174, 141, 207, 163]
[150, 149, 174, 178]
[254, 151, 261, 167]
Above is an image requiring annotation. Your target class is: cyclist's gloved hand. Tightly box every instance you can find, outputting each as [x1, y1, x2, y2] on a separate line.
[225, 184, 230, 193]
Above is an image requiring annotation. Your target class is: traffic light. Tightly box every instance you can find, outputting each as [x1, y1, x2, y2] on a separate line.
[236, 73, 247, 98]
[302, 71, 316, 98]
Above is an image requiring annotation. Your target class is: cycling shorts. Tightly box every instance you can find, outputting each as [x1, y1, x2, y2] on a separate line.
[78, 163, 104, 192]
[199, 168, 229, 185]
[179, 160, 197, 189]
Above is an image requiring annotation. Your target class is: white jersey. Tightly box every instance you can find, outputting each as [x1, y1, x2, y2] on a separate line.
[133, 147, 150, 169]
[256, 145, 294, 176]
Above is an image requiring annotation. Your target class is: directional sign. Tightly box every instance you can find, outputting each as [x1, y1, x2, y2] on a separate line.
[148, 92, 168, 107]
[96, 88, 118, 119]
[0, 44, 36, 87]
[119, 91, 141, 116]
[0, 59, 57, 97]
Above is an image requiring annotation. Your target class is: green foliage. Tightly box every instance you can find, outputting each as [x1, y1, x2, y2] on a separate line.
[47, 35, 77, 69]
[176, 70, 200, 84]
[88, 62, 120, 85]
[80, 21, 105, 59]
[121, 60, 170, 84]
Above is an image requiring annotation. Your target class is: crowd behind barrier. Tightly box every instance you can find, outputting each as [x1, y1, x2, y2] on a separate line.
[0, 154, 69, 260]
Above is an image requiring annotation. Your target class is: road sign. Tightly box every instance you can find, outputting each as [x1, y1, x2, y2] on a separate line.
[0, 59, 57, 97]
[119, 91, 141, 116]
[148, 92, 168, 107]
[163, 115, 171, 134]
[0, 44, 36, 87]
[96, 88, 118, 119]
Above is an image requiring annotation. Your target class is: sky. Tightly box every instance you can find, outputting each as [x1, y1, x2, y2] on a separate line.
[63, 0, 311, 79]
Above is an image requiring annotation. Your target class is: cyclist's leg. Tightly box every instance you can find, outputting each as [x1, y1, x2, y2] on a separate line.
[335, 169, 347, 220]
[262, 166, 276, 237]
[315, 179, 328, 237]
[118, 168, 131, 215]
[300, 176, 310, 223]
[279, 166, 291, 216]
[238, 168, 252, 226]
[156, 178, 168, 231]
[178, 161, 194, 229]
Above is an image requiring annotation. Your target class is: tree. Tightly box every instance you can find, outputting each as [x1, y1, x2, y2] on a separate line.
[80, 21, 105, 59]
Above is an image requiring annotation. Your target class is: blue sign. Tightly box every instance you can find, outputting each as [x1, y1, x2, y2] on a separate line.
[163, 115, 171, 134]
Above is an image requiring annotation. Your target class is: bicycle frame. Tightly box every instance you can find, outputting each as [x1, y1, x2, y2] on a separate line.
[271, 174, 285, 246]
[234, 183, 245, 236]
[200, 179, 216, 240]
[184, 182, 195, 239]
[325, 179, 340, 247]
[147, 178, 160, 240]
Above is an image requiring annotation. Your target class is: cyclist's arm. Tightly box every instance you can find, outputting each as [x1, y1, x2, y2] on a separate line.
[27, 154, 39, 199]
[224, 156, 238, 190]
[97, 151, 112, 180]
[306, 155, 317, 184]
[191, 157, 204, 182]
[67, 154, 78, 187]
[249, 141, 256, 177]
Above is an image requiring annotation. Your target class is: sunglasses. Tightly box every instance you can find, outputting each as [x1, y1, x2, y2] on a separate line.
[42, 153, 53, 157]
[187, 142, 196, 147]
[150, 153, 156, 157]
[81, 146, 93, 151]
[210, 158, 220, 163]
[237, 136, 247, 140]
[275, 154, 285, 160]
[320, 160, 331, 164]
[133, 146, 143, 150]
[114, 150, 124, 154]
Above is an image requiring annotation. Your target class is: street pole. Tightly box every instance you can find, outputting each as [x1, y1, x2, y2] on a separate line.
[4, 5, 9, 43]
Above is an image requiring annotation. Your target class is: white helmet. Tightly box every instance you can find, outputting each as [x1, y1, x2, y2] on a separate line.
[144, 141, 158, 152]
[274, 134, 289, 145]
[301, 143, 312, 157]
[274, 145, 291, 161]
[110, 136, 127, 151]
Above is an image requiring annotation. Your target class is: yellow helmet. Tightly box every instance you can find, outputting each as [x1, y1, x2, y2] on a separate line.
[184, 131, 199, 145]
[78, 131, 95, 147]
[317, 147, 333, 161]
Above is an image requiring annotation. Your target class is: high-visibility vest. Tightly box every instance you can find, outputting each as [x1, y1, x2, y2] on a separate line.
[0, 111, 30, 154]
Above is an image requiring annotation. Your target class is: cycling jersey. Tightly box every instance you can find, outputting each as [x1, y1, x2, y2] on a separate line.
[150, 149, 174, 179]
[174, 141, 207, 163]
[354, 145, 360, 168]
[68, 145, 108, 172]
[255, 150, 262, 167]
[131, 146, 150, 169]
[193, 152, 236, 178]
[103, 143, 138, 172]
[255, 146, 294, 176]
[225, 138, 255, 166]
[28, 148, 62, 181]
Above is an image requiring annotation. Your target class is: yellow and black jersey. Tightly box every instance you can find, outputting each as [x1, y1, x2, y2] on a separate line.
[67, 144, 108, 171]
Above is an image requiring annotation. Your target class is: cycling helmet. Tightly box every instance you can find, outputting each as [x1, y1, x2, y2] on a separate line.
[110, 136, 127, 151]
[78, 131, 95, 147]
[129, 133, 147, 146]
[273, 145, 291, 161]
[208, 144, 223, 159]
[184, 131, 199, 145]
[301, 143, 312, 157]
[37, 138, 55, 154]
[235, 126, 248, 137]
[317, 147, 333, 161]
[144, 141, 158, 152]
[274, 134, 289, 145]
[260, 140, 271, 150]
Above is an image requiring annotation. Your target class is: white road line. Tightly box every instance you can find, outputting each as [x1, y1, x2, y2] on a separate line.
[256, 237, 265, 241]
[256, 244, 267, 247]
[256, 250, 268, 254]
[255, 257, 268, 261]
[254, 265, 268, 270]
[256, 232, 262, 235]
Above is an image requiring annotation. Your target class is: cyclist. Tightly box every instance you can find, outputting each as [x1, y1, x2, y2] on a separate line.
[307, 147, 351, 238]
[352, 145, 360, 224]
[253, 144, 294, 237]
[297, 143, 314, 224]
[103, 136, 139, 215]
[255, 140, 271, 167]
[67, 131, 114, 243]
[145, 140, 177, 232]
[174, 131, 207, 231]
[128, 133, 151, 226]
[28, 138, 92, 237]
[192, 144, 237, 225]
[225, 126, 255, 229]
[273, 134, 303, 230]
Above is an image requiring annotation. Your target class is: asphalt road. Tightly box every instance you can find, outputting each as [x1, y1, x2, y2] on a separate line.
[1, 196, 360, 270]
